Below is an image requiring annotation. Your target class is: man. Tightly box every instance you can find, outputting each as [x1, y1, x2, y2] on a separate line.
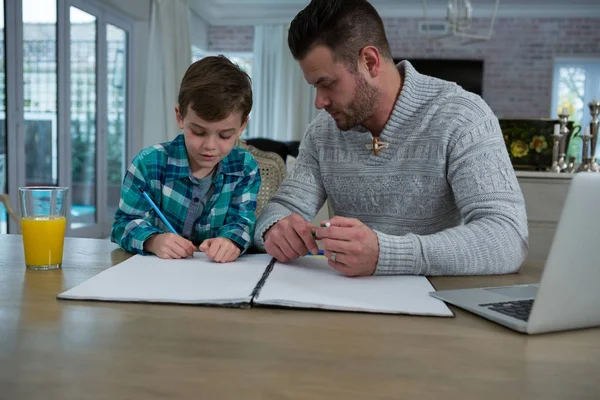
[254, 0, 528, 277]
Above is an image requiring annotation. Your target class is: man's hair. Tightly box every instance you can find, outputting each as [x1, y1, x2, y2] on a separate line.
[288, 0, 392, 71]
[178, 55, 252, 123]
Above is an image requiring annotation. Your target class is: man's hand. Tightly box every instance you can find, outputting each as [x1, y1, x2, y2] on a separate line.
[263, 213, 319, 262]
[316, 216, 379, 277]
[199, 237, 241, 263]
[143, 233, 196, 259]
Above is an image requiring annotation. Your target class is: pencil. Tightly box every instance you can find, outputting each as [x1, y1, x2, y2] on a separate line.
[137, 186, 178, 234]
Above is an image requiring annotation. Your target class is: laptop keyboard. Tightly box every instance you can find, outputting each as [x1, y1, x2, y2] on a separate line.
[479, 299, 534, 321]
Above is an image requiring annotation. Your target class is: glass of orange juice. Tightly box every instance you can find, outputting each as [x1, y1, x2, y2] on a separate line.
[18, 187, 68, 270]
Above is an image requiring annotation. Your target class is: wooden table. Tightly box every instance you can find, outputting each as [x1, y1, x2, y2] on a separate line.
[1, 234, 598, 400]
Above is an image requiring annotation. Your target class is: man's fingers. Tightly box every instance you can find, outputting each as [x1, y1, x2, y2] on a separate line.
[277, 234, 303, 260]
[322, 238, 355, 254]
[327, 259, 358, 277]
[316, 226, 356, 241]
[285, 229, 311, 257]
[265, 242, 290, 263]
[322, 216, 362, 228]
[263, 214, 318, 261]
[292, 223, 319, 254]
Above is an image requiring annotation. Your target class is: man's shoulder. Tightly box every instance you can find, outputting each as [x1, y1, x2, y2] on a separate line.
[309, 110, 336, 133]
[435, 81, 494, 121]
[304, 110, 350, 142]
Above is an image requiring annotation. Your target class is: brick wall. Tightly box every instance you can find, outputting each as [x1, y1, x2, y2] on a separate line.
[208, 18, 600, 118]
[208, 26, 254, 52]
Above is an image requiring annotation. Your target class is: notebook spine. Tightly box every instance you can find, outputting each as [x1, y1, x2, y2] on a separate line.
[249, 257, 277, 303]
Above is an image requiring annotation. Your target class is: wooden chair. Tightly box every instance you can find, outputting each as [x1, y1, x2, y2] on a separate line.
[0, 194, 21, 233]
[235, 139, 286, 217]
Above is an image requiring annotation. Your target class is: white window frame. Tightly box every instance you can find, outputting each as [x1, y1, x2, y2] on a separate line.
[551, 58, 600, 133]
[3, 0, 138, 236]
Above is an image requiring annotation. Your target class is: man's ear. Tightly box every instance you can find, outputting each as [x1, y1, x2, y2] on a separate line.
[174, 104, 184, 129]
[360, 46, 381, 78]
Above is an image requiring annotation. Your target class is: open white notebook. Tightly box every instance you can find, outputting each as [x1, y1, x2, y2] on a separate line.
[254, 257, 453, 316]
[58, 253, 272, 306]
[58, 254, 452, 317]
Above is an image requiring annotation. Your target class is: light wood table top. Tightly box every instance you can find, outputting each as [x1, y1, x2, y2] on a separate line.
[1, 234, 598, 400]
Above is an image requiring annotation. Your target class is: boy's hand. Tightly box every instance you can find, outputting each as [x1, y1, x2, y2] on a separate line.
[143, 233, 196, 259]
[199, 237, 241, 263]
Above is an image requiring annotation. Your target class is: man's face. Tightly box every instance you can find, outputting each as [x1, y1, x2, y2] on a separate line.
[175, 105, 247, 176]
[299, 45, 380, 131]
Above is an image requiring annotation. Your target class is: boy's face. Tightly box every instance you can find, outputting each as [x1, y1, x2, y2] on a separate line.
[175, 105, 247, 178]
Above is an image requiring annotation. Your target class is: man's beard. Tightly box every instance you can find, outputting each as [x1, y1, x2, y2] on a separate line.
[330, 74, 380, 131]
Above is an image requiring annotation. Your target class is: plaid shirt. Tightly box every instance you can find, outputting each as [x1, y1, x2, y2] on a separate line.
[111, 134, 260, 255]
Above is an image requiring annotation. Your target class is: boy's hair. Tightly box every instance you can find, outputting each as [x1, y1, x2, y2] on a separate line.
[178, 55, 252, 123]
[288, 0, 392, 72]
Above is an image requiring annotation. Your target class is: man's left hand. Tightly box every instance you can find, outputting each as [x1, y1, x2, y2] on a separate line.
[315, 216, 379, 277]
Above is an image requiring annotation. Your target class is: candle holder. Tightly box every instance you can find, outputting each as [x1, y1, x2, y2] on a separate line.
[576, 133, 593, 172]
[548, 133, 562, 173]
[557, 110, 570, 172]
[588, 98, 600, 172]
[566, 156, 576, 173]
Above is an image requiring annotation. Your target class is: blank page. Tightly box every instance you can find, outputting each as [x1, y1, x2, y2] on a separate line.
[58, 253, 273, 306]
[254, 257, 453, 316]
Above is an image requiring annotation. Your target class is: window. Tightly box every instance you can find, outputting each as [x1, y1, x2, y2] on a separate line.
[551, 59, 600, 160]
[1, 0, 135, 237]
[0, 0, 6, 233]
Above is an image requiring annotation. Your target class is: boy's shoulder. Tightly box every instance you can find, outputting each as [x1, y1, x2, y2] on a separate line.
[221, 145, 259, 176]
[134, 135, 184, 165]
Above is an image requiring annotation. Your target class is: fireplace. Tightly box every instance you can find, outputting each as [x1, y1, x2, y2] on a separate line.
[394, 58, 484, 96]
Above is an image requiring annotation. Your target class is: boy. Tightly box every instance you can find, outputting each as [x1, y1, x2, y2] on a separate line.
[111, 56, 260, 263]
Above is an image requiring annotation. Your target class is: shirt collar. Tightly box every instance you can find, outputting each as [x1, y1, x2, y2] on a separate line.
[164, 134, 245, 182]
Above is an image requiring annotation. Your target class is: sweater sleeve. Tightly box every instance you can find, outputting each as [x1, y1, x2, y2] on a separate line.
[375, 116, 529, 276]
[253, 125, 328, 250]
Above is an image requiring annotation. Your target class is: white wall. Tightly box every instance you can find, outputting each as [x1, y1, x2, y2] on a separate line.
[98, 0, 151, 21]
[190, 8, 208, 50]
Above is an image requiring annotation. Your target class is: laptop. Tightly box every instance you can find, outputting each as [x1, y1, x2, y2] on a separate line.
[430, 173, 600, 334]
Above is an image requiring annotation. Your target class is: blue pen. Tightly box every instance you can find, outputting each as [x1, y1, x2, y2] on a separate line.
[307, 250, 325, 257]
[137, 186, 178, 234]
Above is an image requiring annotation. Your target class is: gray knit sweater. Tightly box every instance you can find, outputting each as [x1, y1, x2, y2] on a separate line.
[255, 61, 528, 276]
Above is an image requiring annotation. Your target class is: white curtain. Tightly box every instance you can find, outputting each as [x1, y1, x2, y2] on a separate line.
[142, 0, 192, 148]
[249, 25, 317, 142]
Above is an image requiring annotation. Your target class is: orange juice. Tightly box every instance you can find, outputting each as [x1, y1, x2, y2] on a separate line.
[21, 216, 67, 267]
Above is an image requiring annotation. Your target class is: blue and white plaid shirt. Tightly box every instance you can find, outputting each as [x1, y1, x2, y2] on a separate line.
[111, 134, 260, 254]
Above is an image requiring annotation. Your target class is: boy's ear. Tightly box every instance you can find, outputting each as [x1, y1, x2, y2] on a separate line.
[238, 116, 249, 135]
[174, 105, 184, 129]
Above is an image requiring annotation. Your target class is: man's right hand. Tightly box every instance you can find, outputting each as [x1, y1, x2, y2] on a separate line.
[263, 214, 319, 262]
[143, 233, 196, 259]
